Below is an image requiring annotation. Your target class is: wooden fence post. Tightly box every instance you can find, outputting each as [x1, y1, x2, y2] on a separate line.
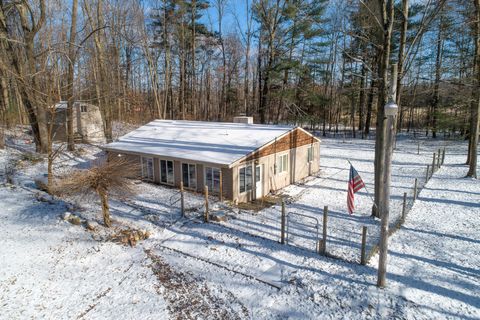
[280, 200, 286, 244]
[321, 206, 328, 255]
[180, 181, 185, 217]
[402, 192, 407, 221]
[219, 170, 223, 202]
[417, 142, 420, 155]
[442, 148, 446, 165]
[437, 149, 441, 169]
[361, 226, 367, 265]
[432, 153, 436, 174]
[413, 178, 418, 200]
[204, 185, 209, 223]
[426, 165, 430, 183]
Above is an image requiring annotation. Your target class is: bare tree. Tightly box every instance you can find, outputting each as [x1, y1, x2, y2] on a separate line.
[56, 157, 139, 227]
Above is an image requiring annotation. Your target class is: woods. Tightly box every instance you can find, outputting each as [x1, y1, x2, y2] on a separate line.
[0, 0, 478, 177]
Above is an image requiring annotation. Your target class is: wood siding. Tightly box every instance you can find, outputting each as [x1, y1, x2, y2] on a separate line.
[242, 128, 318, 163]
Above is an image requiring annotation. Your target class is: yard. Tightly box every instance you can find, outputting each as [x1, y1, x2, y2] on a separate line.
[0, 128, 479, 319]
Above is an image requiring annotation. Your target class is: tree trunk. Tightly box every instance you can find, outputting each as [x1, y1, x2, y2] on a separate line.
[431, 15, 444, 139]
[373, 0, 394, 218]
[98, 188, 111, 227]
[66, 0, 78, 151]
[467, 0, 480, 178]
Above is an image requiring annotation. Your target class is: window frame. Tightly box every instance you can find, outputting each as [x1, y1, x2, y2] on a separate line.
[238, 165, 253, 194]
[276, 153, 289, 175]
[141, 156, 154, 182]
[205, 166, 221, 193]
[80, 104, 87, 113]
[160, 159, 174, 185]
[307, 145, 314, 163]
[181, 162, 197, 190]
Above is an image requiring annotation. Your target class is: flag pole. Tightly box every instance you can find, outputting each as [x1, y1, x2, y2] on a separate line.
[347, 160, 377, 209]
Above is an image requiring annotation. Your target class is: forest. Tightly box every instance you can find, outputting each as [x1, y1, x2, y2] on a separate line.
[0, 0, 478, 177]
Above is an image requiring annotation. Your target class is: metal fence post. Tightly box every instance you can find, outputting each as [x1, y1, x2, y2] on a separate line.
[321, 206, 328, 255]
[280, 200, 286, 244]
[413, 178, 418, 200]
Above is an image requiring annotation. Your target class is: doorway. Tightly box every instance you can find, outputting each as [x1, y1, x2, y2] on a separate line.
[255, 164, 263, 199]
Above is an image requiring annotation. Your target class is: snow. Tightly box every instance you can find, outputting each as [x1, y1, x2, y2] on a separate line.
[104, 119, 295, 166]
[1, 127, 479, 319]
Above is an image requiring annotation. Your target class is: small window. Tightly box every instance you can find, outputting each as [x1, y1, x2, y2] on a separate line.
[276, 154, 288, 174]
[205, 167, 221, 193]
[160, 159, 174, 185]
[141, 157, 154, 181]
[80, 105, 87, 112]
[182, 163, 196, 189]
[307, 146, 314, 163]
[239, 165, 253, 193]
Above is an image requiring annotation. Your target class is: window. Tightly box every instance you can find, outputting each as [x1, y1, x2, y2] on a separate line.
[80, 104, 87, 112]
[160, 159, 174, 185]
[239, 165, 253, 193]
[141, 157, 154, 181]
[276, 154, 288, 174]
[307, 146, 314, 163]
[205, 167, 221, 193]
[182, 163, 196, 189]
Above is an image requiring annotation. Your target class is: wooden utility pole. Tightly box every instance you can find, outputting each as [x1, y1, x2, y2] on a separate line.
[377, 63, 398, 288]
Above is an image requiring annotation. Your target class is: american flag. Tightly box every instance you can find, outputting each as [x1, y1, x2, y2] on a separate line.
[347, 165, 365, 214]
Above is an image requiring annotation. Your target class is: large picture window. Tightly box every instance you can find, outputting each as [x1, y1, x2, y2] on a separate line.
[141, 157, 154, 181]
[182, 163, 196, 189]
[276, 154, 288, 174]
[205, 167, 220, 193]
[160, 159, 174, 185]
[239, 166, 253, 193]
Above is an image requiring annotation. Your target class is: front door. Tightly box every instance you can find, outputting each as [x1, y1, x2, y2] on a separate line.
[255, 164, 263, 199]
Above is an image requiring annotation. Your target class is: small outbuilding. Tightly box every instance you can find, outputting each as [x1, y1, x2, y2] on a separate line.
[53, 101, 106, 144]
[105, 119, 320, 203]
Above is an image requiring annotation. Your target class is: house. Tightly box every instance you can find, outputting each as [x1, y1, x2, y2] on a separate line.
[53, 101, 106, 144]
[104, 118, 320, 203]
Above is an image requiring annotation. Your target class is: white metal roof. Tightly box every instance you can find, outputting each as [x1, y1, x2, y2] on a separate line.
[105, 120, 295, 166]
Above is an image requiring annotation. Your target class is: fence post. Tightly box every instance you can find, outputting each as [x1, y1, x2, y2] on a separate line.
[413, 178, 418, 200]
[426, 165, 430, 183]
[204, 185, 209, 223]
[180, 181, 185, 217]
[402, 192, 407, 221]
[321, 206, 328, 255]
[219, 170, 223, 202]
[280, 200, 286, 244]
[432, 153, 436, 174]
[437, 149, 441, 169]
[361, 226, 367, 265]
[417, 142, 420, 155]
[442, 148, 446, 165]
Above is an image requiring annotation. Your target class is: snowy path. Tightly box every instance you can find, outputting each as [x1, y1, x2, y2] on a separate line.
[371, 150, 480, 319]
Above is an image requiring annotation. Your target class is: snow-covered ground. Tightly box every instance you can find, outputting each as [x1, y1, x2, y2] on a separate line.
[0, 128, 479, 319]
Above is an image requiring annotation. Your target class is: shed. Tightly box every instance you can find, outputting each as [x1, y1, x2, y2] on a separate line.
[105, 120, 320, 203]
[53, 101, 106, 144]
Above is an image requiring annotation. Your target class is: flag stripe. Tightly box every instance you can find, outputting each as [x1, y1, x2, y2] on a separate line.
[347, 165, 365, 214]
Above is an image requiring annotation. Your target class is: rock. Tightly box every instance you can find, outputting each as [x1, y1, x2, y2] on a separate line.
[34, 175, 49, 192]
[62, 212, 72, 220]
[68, 215, 82, 225]
[211, 212, 228, 222]
[86, 220, 99, 231]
